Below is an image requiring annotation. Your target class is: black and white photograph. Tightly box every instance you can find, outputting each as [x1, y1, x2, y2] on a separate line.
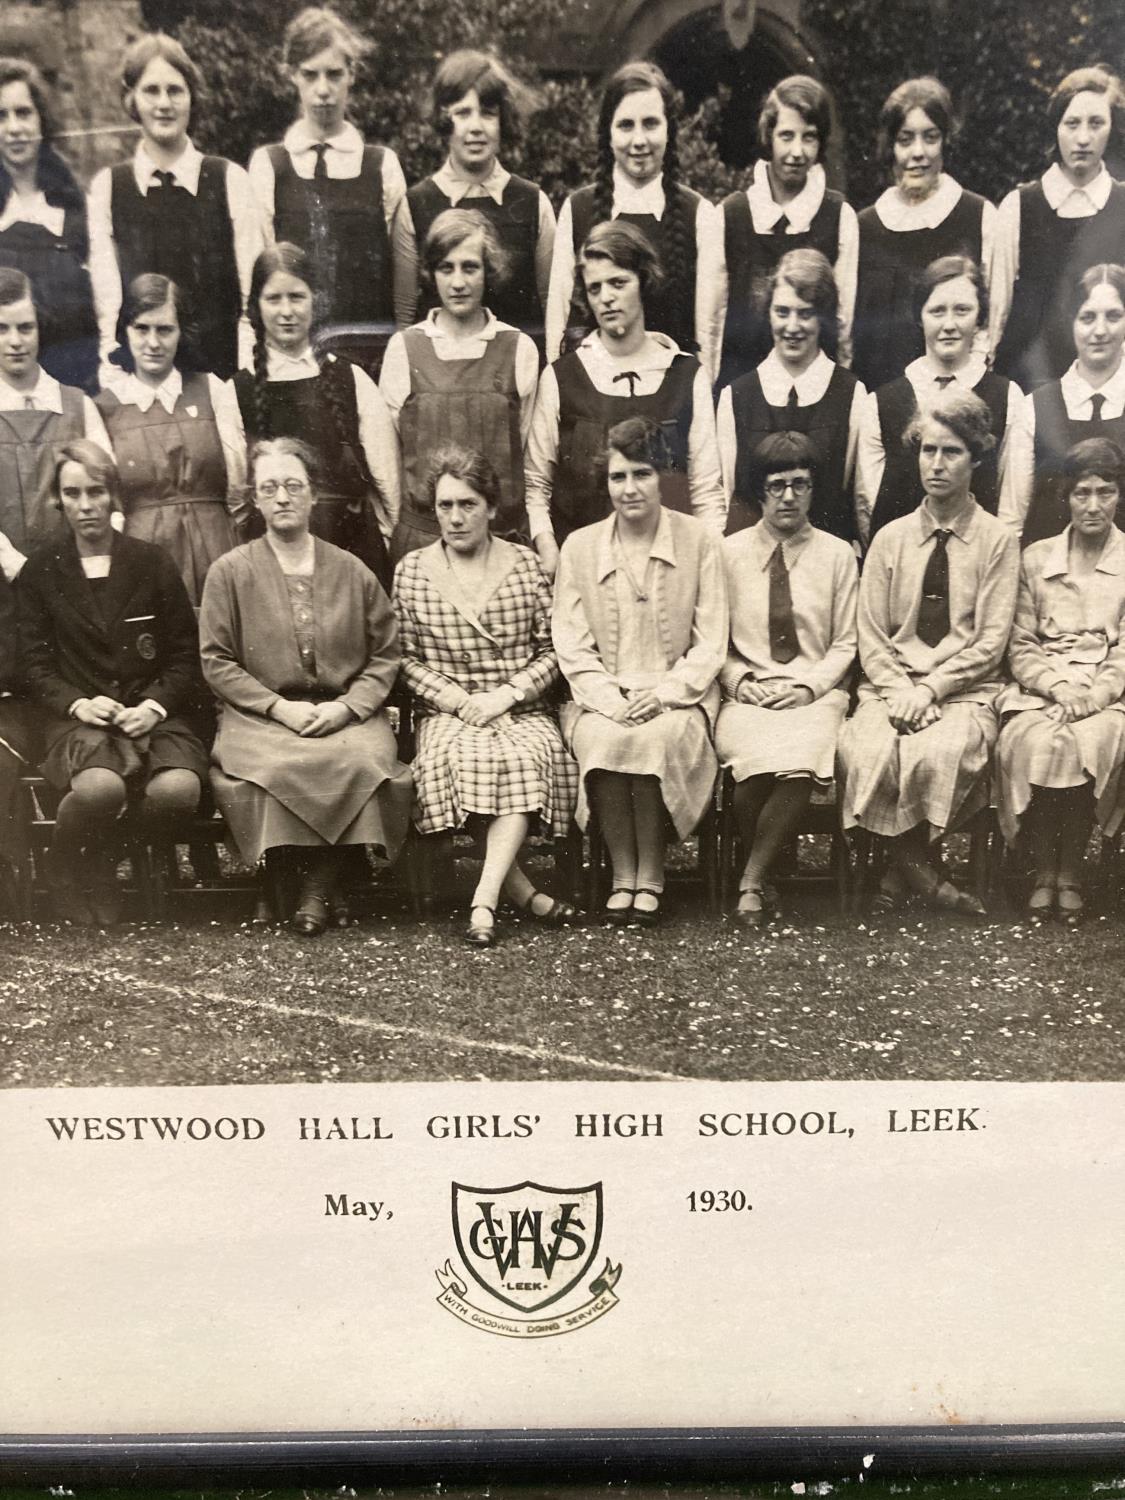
[0, 0, 1123, 1460]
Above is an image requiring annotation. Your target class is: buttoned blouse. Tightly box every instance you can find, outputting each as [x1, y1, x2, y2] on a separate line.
[857, 498, 1019, 704]
[552, 508, 728, 717]
[1001, 524, 1125, 712]
[720, 523, 858, 700]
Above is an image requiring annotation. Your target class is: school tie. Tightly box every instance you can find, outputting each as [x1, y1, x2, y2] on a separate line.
[934, 375, 955, 389]
[768, 543, 799, 664]
[916, 528, 953, 648]
[612, 371, 640, 397]
[152, 170, 175, 192]
[774, 213, 790, 235]
[785, 385, 800, 419]
[1090, 393, 1106, 424]
[311, 142, 329, 184]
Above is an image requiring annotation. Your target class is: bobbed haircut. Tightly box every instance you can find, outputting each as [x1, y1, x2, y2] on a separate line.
[1068, 261, 1125, 321]
[1061, 435, 1125, 493]
[577, 219, 665, 306]
[419, 207, 510, 297]
[878, 76, 955, 170]
[282, 6, 370, 69]
[912, 253, 989, 329]
[121, 33, 203, 130]
[768, 247, 839, 354]
[904, 387, 996, 463]
[758, 73, 831, 155]
[114, 273, 203, 374]
[430, 48, 540, 144]
[1048, 64, 1125, 159]
[0, 56, 53, 138]
[51, 440, 121, 505]
[598, 60, 677, 156]
[749, 430, 818, 496]
[249, 435, 320, 490]
[0, 265, 35, 312]
[423, 443, 501, 516]
[605, 415, 675, 472]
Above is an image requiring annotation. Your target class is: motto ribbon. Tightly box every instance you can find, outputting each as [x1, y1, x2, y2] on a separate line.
[435, 1257, 623, 1339]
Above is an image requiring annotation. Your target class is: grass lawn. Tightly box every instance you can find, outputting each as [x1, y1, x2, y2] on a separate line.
[1, 850, 1122, 1085]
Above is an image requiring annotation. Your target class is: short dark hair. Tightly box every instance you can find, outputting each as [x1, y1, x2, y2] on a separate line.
[758, 74, 831, 155]
[0, 265, 35, 313]
[768, 247, 839, 355]
[904, 388, 996, 463]
[604, 416, 674, 472]
[121, 34, 203, 130]
[114, 273, 203, 374]
[424, 444, 501, 516]
[1061, 436, 1125, 493]
[749, 431, 817, 497]
[282, 6, 370, 69]
[419, 208, 510, 298]
[878, 76, 955, 171]
[912, 254, 989, 330]
[430, 49, 540, 145]
[577, 220, 665, 310]
[1048, 65, 1125, 161]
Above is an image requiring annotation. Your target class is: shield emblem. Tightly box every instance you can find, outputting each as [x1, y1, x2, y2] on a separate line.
[452, 1181, 603, 1314]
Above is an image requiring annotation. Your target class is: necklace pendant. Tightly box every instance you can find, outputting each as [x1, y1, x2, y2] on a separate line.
[635, 591, 648, 603]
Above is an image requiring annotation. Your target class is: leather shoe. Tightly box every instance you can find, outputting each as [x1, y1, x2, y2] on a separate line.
[290, 895, 329, 937]
[631, 888, 662, 927]
[464, 904, 497, 948]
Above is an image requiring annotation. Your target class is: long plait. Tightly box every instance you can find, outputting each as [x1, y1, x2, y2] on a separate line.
[591, 129, 615, 231]
[659, 121, 693, 339]
[318, 352, 388, 518]
[251, 321, 272, 442]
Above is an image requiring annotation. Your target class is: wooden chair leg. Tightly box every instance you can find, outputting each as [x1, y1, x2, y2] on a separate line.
[555, 821, 585, 908]
[831, 828, 851, 915]
[719, 773, 739, 913]
[969, 810, 995, 906]
[698, 798, 720, 914]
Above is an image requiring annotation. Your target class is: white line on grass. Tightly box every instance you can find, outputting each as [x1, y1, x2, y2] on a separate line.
[14, 954, 694, 1082]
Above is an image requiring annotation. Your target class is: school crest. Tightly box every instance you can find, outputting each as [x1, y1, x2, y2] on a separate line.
[436, 1180, 622, 1338]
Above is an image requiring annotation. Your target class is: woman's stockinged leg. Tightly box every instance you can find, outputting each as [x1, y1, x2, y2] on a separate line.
[741, 776, 812, 892]
[140, 769, 201, 836]
[53, 768, 127, 852]
[471, 813, 531, 926]
[588, 771, 638, 911]
[1056, 785, 1096, 913]
[630, 775, 667, 913]
[1026, 787, 1061, 907]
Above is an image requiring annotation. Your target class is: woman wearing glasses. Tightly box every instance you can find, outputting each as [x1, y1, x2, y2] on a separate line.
[200, 437, 411, 936]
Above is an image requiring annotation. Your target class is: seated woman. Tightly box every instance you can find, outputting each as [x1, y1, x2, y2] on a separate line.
[856, 253, 1027, 542]
[996, 437, 1125, 926]
[837, 389, 1019, 913]
[552, 416, 727, 926]
[716, 432, 858, 927]
[19, 439, 206, 924]
[716, 248, 865, 545]
[0, 569, 39, 901]
[200, 437, 411, 937]
[379, 208, 538, 563]
[392, 445, 578, 947]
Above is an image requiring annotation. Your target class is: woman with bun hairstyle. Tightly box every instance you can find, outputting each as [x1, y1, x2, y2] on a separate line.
[397, 48, 555, 341]
[853, 77, 994, 393]
[87, 33, 263, 381]
[0, 57, 98, 393]
[232, 241, 400, 591]
[991, 65, 1125, 391]
[248, 6, 409, 334]
[544, 60, 718, 374]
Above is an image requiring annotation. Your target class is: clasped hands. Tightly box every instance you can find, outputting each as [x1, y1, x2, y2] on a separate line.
[72, 696, 160, 738]
[885, 684, 942, 734]
[269, 698, 356, 736]
[1044, 683, 1098, 724]
[457, 687, 520, 727]
[736, 678, 815, 710]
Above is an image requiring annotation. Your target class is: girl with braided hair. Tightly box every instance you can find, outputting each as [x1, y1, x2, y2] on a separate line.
[232, 242, 399, 592]
[544, 61, 719, 376]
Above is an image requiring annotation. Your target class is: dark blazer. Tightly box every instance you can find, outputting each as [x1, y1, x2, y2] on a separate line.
[19, 532, 202, 727]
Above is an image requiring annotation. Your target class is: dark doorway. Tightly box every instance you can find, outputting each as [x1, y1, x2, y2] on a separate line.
[654, 6, 796, 170]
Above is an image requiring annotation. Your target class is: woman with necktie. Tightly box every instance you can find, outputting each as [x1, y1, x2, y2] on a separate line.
[1002, 263, 1125, 546]
[716, 431, 858, 928]
[837, 389, 1019, 914]
[716, 248, 866, 544]
[856, 254, 1027, 543]
[995, 437, 1125, 928]
[248, 6, 408, 337]
[991, 65, 1125, 392]
[552, 416, 727, 928]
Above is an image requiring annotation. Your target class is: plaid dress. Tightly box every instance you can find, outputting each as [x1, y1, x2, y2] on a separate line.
[393, 539, 578, 836]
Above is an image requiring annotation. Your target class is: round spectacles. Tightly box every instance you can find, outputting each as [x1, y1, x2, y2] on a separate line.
[256, 478, 310, 499]
[763, 477, 812, 499]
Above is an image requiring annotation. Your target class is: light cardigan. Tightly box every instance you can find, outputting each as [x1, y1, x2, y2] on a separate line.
[551, 508, 728, 720]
